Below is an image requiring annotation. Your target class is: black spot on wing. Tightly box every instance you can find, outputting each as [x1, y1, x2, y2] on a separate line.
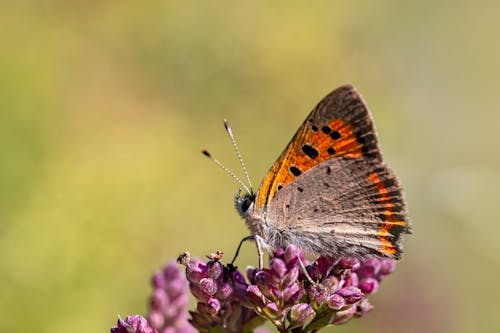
[330, 131, 341, 140]
[290, 166, 302, 176]
[302, 144, 319, 159]
[321, 126, 331, 134]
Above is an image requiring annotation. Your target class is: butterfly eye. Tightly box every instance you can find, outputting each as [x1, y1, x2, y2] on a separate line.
[241, 197, 254, 213]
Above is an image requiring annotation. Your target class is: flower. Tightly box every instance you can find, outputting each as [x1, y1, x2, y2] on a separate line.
[111, 247, 398, 333]
[181, 245, 397, 332]
[111, 315, 157, 333]
[180, 253, 265, 333]
[148, 261, 195, 333]
[245, 246, 308, 331]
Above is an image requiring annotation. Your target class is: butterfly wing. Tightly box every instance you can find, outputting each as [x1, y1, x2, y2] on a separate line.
[265, 158, 409, 258]
[255, 84, 382, 211]
[256, 84, 410, 259]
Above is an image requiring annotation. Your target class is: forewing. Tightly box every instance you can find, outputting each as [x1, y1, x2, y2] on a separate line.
[254, 84, 382, 211]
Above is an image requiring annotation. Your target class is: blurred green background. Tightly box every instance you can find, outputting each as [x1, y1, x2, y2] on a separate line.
[1, 1, 499, 332]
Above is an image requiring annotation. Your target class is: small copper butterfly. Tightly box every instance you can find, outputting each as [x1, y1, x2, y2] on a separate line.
[208, 85, 410, 263]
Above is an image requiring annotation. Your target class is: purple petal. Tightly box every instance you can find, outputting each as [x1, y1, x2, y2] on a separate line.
[110, 315, 157, 333]
[164, 279, 187, 300]
[317, 256, 336, 276]
[270, 258, 287, 278]
[273, 247, 285, 259]
[189, 283, 210, 302]
[357, 298, 374, 316]
[270, 285, 283, 300]
[207, 261, 223, 280]
[321, 276, 339, 291]
[215, 281, 233, 300]
[309, 283, 328, 305]
[231, 270, 249, 299]
[343, 272, 359, 288]
[359, 278, 379, 294]
[196, 298, 220, 316]
[336, 287, 364, 304]
[327, 293, 345, 310]
[334, 258, 361, 273]
[379, 259, 396, 276]
[199, 278, 217, 296]
[163, 262, 181, 281]
[330, 305, 357, 325]
[246, 285, 266, 307]
[284, 245, 300, 264]
[254, 270, 274, 289]
[357, 258, 381, 278]
[186, 259, 208, 283]
[148, 311, 164, 329]
[305, 264, 321, 282]
[262, 302, 281, 320]
[282, 266, 299, 288]
[150, 289, 168, 310]
[207, 297, 221, 314]
[289, 303, 316, 327]
[165, 293, 190, 317]
[231, 269, 248, 288]
[152, 272, 166, 289]
[283, 283, 300, 302]
[147, 261, 192, 333]
[246, 266, 258, 283]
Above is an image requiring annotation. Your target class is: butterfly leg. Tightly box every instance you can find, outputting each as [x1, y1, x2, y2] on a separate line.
[254, 234, 265, 269]
[230, 235, 255, 265]
[297, 257, 316, 285]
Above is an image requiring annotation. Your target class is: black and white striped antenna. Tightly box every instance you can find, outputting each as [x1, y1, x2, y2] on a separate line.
[202, 119, 253, 195]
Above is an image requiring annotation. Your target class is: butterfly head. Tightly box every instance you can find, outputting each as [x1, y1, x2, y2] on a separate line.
[235, 190, 256, 219]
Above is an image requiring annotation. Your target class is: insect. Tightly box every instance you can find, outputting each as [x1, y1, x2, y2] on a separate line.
[204, 84, 410, 268]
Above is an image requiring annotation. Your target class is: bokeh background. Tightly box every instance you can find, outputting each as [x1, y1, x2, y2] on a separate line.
[1, 1, 499, 332]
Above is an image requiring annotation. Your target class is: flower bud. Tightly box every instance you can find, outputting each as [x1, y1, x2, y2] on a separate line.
[150, 289, 168, 310]
[270, 258, 287, 278]
[110, 315, 157, 333]
[284, 245, 300, 264]
[186, 259, 208, 283]
[327, 293, 345, 310]
[309, 283, 328, 306]
[207, 261, 223, 280]
[199, 278, 217, 296]
[283, 283, 301, 303]
[151, 271, 166, 289]
[289, 303, 316, 328]
[379, 259, 396, 276]
[216, 281, 233, 300]
[262, 302, 280, 320]
[282, 266, 299, 288]
[330, 306, 357, 325]
[247, 285, 266, 307]
[336, 287, 364, 305]
[357, 258, 381, 278]
[359, 278, 379, 294]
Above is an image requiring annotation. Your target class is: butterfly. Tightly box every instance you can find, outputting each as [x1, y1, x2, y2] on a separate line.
[232, 85, 410, 262]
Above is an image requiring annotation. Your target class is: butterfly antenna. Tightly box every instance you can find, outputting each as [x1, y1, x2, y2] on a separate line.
[201, 150, 252, 195]
[223, 119, 254, 194]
